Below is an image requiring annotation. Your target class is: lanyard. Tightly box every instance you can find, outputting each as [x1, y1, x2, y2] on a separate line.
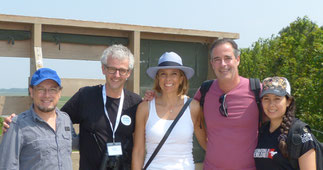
[102, 85, 124, 143]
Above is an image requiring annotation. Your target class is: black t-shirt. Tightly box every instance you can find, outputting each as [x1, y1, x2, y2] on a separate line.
[61, 85, 142, 170]
[106, 96, 120, 127]
[254, 121, 315, 170]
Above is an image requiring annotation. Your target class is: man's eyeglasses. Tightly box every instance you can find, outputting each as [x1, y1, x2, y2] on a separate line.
[104, 65, 129, 76]
[219, 94, 228, 117]
[34, 87, 61, 95]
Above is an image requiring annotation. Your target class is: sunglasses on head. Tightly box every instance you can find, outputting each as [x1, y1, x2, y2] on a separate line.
[219, 94, 228, 117]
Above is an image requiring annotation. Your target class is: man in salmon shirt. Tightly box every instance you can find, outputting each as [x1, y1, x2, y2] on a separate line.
[194, 39, 258, 170]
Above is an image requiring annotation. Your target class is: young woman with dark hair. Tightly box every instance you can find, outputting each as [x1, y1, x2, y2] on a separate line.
[254, 77, 317, 170]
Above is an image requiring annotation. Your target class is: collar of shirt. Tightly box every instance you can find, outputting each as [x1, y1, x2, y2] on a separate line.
[30, 105, 60, 123]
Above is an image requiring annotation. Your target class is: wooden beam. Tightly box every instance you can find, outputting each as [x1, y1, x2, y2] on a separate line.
[0, 21, 32, 31]
[0, 14, 239, 39]
[42, 42, 107, 60]
[0, 21, 222, 44]
[0, 40, 108, 60]
[0, 40, 30, 58]
[141, 32, 214, 44]
[127, 31, 141, 94]
[42, 25, 129, 38]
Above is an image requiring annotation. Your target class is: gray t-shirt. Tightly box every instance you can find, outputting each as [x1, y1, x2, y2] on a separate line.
[0, 106, 73, 170]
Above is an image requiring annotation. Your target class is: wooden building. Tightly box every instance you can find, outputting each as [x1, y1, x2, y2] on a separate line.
[0, 14, 239, 115]
[0, 14, 239, 169]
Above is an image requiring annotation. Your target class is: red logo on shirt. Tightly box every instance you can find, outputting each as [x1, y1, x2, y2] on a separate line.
[268, 149, 277, 159]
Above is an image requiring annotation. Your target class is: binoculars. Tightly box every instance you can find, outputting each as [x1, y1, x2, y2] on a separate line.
[99, 153, 121, 170]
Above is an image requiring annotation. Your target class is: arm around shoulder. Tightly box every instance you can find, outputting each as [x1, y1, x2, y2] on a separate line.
[2, 113, 16, 134]
[190, 99, 207, 150]
[132, 101, 149, 170]
[0, 117, 21, 169]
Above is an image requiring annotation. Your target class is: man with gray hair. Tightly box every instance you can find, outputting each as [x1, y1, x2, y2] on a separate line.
[61, 44, 142, 170]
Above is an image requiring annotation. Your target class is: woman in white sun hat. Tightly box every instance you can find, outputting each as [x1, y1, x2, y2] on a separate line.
[132, 52, 207, 170]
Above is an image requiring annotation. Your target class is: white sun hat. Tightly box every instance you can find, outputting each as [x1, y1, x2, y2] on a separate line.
[146, 52, 195, 79]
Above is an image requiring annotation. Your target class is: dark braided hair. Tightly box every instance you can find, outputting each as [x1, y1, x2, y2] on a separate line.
[278, 95, 296, 158]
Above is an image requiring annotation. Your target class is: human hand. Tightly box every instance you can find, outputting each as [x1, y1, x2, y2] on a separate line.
[2, 113, 16, 134]
[143, 90, 155, 101]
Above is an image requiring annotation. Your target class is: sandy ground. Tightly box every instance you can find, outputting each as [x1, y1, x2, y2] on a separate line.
[71, 152, 203, 170]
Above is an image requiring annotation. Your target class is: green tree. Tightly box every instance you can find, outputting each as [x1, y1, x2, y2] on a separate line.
[240, 16, 323, 141]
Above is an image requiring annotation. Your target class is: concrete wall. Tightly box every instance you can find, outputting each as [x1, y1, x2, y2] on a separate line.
[61, 78, 106, 96]
[0, 96, 32, 115]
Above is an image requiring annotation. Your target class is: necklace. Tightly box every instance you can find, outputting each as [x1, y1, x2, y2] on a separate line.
[168, 99, 183, 113]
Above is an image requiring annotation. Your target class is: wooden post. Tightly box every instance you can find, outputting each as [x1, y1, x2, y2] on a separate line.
[128, 31, 141, 94]
[30, 23, 43, 78]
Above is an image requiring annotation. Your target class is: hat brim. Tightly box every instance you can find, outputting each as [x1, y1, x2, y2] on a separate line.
[32, 78, 61, 87]
[146, 66, 195, 79]
[260, 89, 287, 98]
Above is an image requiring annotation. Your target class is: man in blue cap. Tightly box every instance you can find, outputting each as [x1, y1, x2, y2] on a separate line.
[2, 45, 142, 170]
[0, 68, 73, 170]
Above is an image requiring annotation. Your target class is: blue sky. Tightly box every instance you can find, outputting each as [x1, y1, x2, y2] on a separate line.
[0, 0, 322, 88]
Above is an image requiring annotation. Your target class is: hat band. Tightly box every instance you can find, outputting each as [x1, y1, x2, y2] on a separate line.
[158, 61, 182, 67]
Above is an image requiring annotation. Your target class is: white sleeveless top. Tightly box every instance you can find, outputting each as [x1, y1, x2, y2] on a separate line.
[144, 96, 194, 170]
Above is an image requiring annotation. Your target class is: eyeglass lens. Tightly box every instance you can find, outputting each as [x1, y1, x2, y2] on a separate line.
[219, 94, 228, 117]
[35, 87, 60, 95]
[105, 66, 128, 75]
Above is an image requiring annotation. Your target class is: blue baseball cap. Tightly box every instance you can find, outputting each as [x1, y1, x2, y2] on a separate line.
[30, 68, 61, 87]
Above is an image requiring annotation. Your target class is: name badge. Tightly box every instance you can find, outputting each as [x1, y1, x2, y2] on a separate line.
[106, 142, 123, 156]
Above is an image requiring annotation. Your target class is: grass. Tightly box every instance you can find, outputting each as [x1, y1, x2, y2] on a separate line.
[58, 96, 71, 109]
[0, 117, 3, 135]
